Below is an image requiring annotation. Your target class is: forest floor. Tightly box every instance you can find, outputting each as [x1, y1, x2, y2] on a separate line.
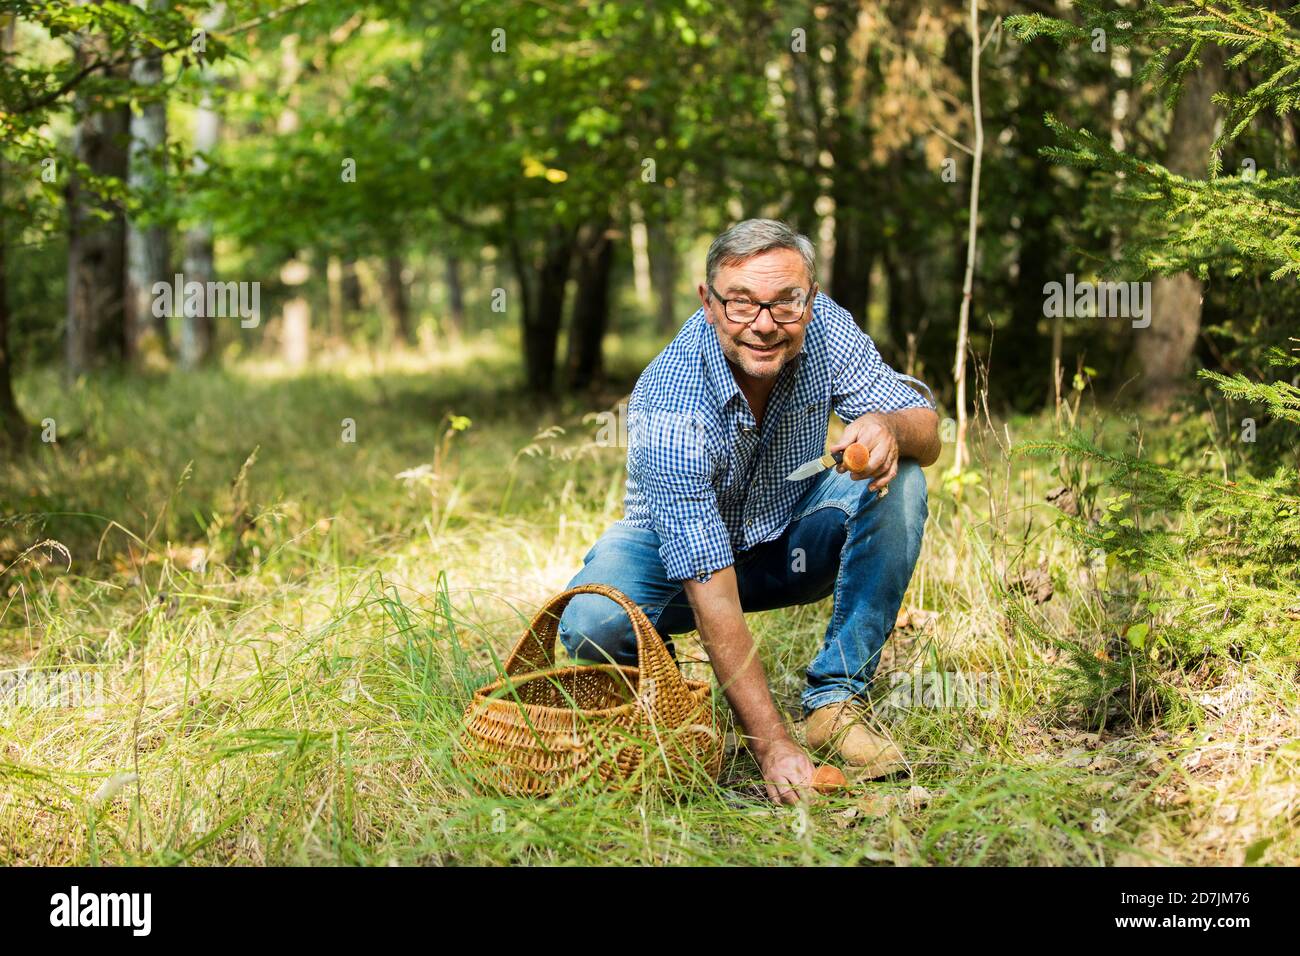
[2, 332, 1297, 866]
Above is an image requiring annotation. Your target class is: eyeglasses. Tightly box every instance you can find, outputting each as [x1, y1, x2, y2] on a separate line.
[708, 284, 814, 325]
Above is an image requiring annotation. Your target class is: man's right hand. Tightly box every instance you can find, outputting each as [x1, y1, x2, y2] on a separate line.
[681, 567, 817, 805]
[755, 736, 817, 805]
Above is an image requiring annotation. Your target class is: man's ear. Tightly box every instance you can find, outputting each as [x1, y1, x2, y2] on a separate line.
[698, 284, 715, 324]
[802, 284, 819, 325]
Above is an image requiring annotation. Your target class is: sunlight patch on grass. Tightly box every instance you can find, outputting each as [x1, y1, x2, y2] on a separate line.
[2, 346, 1295, 865]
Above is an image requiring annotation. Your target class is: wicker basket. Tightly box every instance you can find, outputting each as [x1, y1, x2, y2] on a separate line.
[455, 584, 723, 796]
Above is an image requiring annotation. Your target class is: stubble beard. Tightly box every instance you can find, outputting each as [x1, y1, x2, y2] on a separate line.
[723, 338, 788, 380]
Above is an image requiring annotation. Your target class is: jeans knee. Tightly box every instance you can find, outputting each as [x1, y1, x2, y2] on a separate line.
[893, 459, 928, 515]
[857, 458, 928, 542]
[558, 593, 638, 665]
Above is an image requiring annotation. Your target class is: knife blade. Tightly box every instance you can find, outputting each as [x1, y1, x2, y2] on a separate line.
[785, 450, 844, 481]
[785, 442, 884, 494]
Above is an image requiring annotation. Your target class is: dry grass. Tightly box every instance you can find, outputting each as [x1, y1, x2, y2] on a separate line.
[1, 333, 1295, 865]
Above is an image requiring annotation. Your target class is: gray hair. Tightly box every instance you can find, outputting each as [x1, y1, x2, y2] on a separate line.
[705, 218, 816, 290]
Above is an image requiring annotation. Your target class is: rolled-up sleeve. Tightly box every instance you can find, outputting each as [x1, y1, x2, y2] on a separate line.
[827, 304, 932, 422]
[627, 404, 733, 583]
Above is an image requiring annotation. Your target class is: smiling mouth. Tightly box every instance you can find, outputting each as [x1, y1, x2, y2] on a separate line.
[742, 341, 782, 354]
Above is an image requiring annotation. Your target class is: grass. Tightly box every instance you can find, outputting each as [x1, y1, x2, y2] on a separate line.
[2, 330, 1297, 866]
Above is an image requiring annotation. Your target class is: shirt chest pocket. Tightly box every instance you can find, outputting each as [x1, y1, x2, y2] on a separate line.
[715, 431, 758, 507]
[716, 400, 828, 501]
[792, 399, 831, 462]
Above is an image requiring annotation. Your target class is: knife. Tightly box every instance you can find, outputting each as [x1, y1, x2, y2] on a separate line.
[785, 442, 887, 494]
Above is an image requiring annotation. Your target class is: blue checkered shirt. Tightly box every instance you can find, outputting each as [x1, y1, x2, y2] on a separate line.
[619, 291, 933, 583]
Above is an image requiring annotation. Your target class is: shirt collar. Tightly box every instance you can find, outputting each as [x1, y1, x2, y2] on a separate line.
[702, 316, 741, 408]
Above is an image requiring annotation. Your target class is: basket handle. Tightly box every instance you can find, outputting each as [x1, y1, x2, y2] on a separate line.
[503, 584, 698, 724]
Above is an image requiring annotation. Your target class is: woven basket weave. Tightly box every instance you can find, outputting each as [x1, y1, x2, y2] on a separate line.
[455, 584, 723, 796]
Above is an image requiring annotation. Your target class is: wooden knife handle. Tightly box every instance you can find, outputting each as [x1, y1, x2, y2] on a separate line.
[841, 442, 869, 473]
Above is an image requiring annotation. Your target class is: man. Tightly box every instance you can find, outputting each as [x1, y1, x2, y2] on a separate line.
[558, 219, 940, 805]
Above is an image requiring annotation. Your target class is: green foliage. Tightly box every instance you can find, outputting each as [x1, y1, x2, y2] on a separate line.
[1202, 362, 1300, 426]
[1009, 1, 1300, 166]
[1020, 424, 1300, 662]
[1033, 115, 1300, 280]
[1007, 0, 1300, 701]
[0, 349, 1214, 865]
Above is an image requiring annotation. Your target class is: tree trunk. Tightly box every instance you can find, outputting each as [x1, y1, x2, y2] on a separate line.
[445, 255, 465, 337]
[0, 91, 24, 441]
[952, 0, 986, 473]
[66, 27, 130, 377]
[1011, 43, 1062, 410]
[821, 0, 874, 328]
[0, 219, 23, 449]
[326, 257, 345, 340]
[627, 200, 652, 311]
[180, 11, 221, 368]
[568, 222, 615, 390]
[1016, 197, 1058, 410]
[0, 15, 25, 448]
[280, 258, 311, 366]
[883, 245, 924, 355]
[830, 194, 873, 326]
[382, 254, 415, 345]
[180, 225, 216, 366]
[512, 224, 575, 395]
[341, 259, 363, 314]
[1139, 47, 1224, 405]
[275, 38, 310, 367]
[647, 217, 678, 333]
[124, 0, 170, 364]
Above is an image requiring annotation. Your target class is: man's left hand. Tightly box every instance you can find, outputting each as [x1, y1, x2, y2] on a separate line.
[829, 412, 898, 492]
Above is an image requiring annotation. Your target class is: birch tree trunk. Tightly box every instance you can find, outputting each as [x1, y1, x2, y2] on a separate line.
[952, 0, 986, 472]
[124, 0, 170, 364]
[180, 3, 224, 368]
[277, 36, 311, 366]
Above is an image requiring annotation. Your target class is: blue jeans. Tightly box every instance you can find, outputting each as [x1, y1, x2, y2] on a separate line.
[557, 460, 928, 715]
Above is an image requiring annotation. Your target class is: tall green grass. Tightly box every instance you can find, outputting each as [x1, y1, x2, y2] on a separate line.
[2, 335, 1296, 865]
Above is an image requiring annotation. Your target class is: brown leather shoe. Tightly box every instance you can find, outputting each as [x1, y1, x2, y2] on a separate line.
[804, 701, 907, 779]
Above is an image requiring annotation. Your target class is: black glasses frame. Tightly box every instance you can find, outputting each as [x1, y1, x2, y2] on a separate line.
[708, 284, 815, 325]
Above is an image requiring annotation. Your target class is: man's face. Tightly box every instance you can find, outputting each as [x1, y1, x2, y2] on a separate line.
[699, 248, 815, 382]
